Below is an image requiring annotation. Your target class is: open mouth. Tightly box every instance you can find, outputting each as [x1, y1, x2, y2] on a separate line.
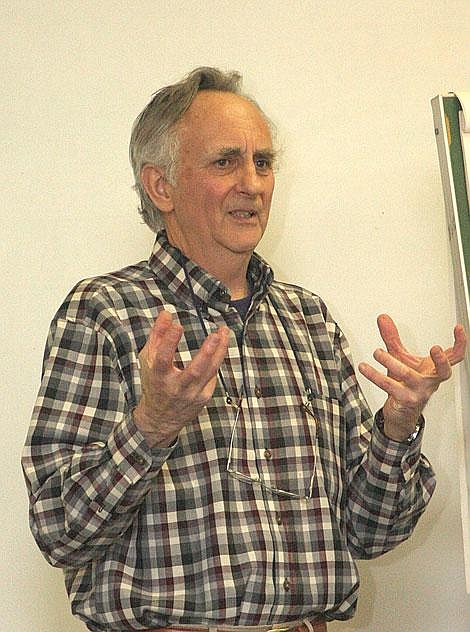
[229, 210, 256, 218]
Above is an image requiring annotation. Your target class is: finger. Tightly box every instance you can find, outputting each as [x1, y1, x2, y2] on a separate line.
[377, 314, 406, 354]
[179, 327, 230, 390]
[139, 311, 174, 366]
[180, 327, 230, 388]
[372, 348, 424, 387]
[148, 310, 174, 348]
[358, 361, 420, 402]
[145, 311, 184, 370]
[150, 322, 184, 371]
[443, 324, 467, 365]
[430, 345, 452, 380]
[377, 314, 414, 359]
[377, 313, 421, 366]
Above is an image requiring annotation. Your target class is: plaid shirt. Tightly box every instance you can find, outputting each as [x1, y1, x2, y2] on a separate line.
[22, 231, 435, 631]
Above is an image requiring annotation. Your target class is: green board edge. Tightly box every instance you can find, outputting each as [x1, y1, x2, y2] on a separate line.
[443, 95, 470, 283]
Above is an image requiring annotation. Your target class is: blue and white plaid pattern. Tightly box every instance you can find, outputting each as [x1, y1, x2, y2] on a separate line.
[22, 231, 435, 631]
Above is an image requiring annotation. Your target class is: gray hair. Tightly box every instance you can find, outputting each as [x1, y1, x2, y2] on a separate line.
[129, 66, 273, 232]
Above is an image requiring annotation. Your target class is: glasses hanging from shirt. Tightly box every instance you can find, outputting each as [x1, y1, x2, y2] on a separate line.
[183, 262, 319, 500]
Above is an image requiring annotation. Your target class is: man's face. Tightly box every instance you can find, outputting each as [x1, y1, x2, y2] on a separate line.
[164, 90, 275, 273]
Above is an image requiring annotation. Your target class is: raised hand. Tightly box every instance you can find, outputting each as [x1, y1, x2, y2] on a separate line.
[133, 310, 230, 448]
[358, 314, 467, 442]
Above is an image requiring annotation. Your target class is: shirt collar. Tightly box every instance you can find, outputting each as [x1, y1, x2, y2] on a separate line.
[147, 230, 274, 309]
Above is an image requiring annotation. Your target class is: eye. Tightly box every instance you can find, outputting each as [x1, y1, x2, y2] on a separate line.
[215, 158, 232, 168]
[255, 158, 272, 171]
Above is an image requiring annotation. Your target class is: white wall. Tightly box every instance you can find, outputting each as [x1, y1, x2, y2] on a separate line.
[2, 1, 470, 630]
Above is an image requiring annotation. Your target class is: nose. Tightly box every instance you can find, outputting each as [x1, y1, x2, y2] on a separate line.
[236, 160, 265, 196]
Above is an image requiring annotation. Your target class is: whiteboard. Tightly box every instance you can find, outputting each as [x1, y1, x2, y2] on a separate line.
[432, 93, 470, 592]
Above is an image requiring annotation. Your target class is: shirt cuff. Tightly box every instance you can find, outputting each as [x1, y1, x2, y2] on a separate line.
[107, 412, 177, 485]
[369, 409, 428, 484]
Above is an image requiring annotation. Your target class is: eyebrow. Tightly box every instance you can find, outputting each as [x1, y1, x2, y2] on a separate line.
[215, 146, 277, 162]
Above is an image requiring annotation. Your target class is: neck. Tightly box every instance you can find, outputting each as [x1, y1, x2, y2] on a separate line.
[165, 229, 251, 299]
[201, 253, 251, 299]
[221, 264, 251, 299]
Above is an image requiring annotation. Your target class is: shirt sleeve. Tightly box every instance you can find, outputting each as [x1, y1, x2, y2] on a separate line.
[22, 316, 175, 568]
[334, 323, 436, 559]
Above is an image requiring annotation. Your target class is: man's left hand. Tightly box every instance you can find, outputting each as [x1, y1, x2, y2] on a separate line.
[358, 314, 467, 442]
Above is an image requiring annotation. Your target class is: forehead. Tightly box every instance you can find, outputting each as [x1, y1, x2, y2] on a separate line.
[178, 91, 273, 149]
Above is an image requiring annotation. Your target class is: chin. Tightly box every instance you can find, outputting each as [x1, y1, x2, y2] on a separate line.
[227, 237, 263, 255]
[228, 228, 265, 252]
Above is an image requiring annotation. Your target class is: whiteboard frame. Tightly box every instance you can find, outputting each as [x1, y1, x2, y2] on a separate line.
[432, 94, 470, 592]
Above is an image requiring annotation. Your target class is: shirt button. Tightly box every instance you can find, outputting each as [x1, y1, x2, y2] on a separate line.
[283, 578, 291, 591]
[264, 449, 272, 460]
[276, 513, 282, 525]
[254, 386, 262, 398]
[135, 456, 146, 466]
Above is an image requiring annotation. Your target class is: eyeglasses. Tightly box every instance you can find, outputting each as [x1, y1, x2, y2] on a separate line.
[225, 389, 317, 500]
[181, 262, 319, 500]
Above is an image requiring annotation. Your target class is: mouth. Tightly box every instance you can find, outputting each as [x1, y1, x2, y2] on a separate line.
[228, 210, 257, 219]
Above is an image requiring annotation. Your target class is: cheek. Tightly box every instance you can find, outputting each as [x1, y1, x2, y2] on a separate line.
[200, 180, 233, 208]
[266, 176, 275, 199]
[261, 185, 274, 214]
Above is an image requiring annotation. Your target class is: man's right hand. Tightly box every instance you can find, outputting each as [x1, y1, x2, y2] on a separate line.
[133, 310, 230, 448]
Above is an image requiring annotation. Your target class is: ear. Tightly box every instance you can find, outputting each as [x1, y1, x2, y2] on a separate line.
[140, 164, 175, 214]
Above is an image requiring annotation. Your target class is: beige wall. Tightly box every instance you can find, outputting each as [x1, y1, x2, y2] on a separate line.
[3, 1, 470, 630]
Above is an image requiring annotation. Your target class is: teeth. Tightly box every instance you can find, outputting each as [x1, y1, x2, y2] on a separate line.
[231, 211, 254, 217]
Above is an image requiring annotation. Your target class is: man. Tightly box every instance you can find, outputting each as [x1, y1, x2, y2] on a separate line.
[22, 68, 466, 632]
